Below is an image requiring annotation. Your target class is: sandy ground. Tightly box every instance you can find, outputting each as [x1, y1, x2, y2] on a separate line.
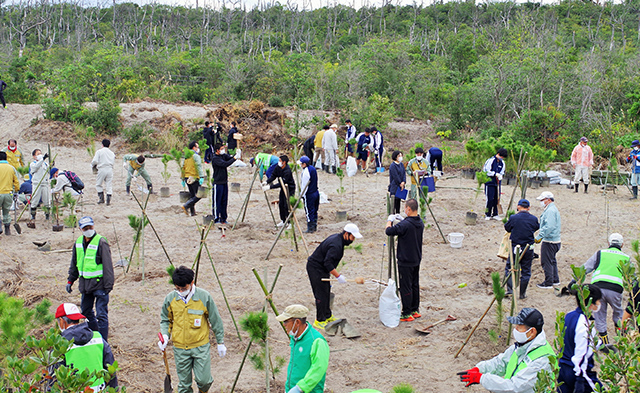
[0, 103, 636, 393]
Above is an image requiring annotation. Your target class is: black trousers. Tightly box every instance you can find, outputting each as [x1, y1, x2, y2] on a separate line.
[505, 247, 533, 295]
[278, 188, 292, 223]
[306, 263, 332, 322]
[540, 242, 561, 286]
[0, 92, 5, 108]
[429, 152, 442, 172]
[485, 185, 499, 217]
[398, 265, 420, 316]
[391, 192, 401, 214]
[184, 179, 201, 210]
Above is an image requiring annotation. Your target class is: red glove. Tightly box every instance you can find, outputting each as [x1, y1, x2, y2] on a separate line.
[457, 367, 482, 387]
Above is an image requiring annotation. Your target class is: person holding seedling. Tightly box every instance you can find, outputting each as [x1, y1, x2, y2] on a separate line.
[181, 141, 205, 217]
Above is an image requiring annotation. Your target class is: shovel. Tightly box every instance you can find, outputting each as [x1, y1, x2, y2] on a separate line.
[415, 315, 457, 334]
[158, 333, 173, 393]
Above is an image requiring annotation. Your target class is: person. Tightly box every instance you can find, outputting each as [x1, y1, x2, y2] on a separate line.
[558, 284, 603, 393]
[66, 216, 114, 340]
[579, 233, 629, 344]
[202, 121, 214, 163]
[2, 139, 25, 169]
[0, 151, 19, 235]
[626, 139, 640, 200]
[457, 308, 554, 393]
[277, 304, 329, 393]
[91, 139, 115, 206]
[306, 223, 363, 329]
[263, 155, 296, 227]
[211, 143, 236, 224]
[388, 151, 406, 215]
[123, 154, 153, 195]
[159, 266, 226, 393]
[571, 137, 594, 194]
[182, 141, 205, 217]
[0, 79, 6, 108]
[29, 148, 51, 221]
[371, 127, 384, 173]
[50, 168, 81, 196]
[322, 124, 338, 174]
[227, 121, 239, 156]
[299, 156, 319, 233]
[344, 119, 357, 158]
[385, 199, 424, 322]
[303, 133, 316, 162]
[535, 191, 562, 290]
[483, 148, 507, 220]
[622, 281, 639, 325]
[503, 199, 540, 300]
[314, 126, 327, 171]
[50, 303, 118, 391]
[406, 148, 430, 199]
[18, 174, 31, 205]
[356, 128, 372, 172]
[250, 152, 279, 180]
[426, 146, 443, 177]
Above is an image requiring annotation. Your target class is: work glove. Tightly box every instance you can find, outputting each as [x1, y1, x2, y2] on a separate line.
[217, 344, 227, 357]
[199, 178, 204, 185]
[43, 153, 49, 160]
[394, 214, 404, 221]
[262, 185, 270, 191]
[261, 181, 267, 187]
[336, 275, 347, 284]
[287, 386, 302, 393]
[158, 334, 169, 352]
[496, 174, 503, 181]
[388, 214, 397, 222]
[181, 180, 186, 188]
[65, 282, 73, 294]
[457, 368, 482, 387]
[234, 149, 241, 159]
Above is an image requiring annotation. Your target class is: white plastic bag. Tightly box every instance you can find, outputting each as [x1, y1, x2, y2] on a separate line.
[379, 279, 401, 327]
[346, 156, 357, 177]
[319, 191, 329, 204]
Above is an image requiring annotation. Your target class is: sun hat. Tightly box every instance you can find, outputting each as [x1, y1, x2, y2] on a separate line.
[344, 223, 363, 239]
[276, 304, 309, 322]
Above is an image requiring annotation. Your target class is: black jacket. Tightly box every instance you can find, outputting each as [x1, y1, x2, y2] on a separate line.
[504, 210, 540, 247]
[0, 80, 6, 92]
[385, 216, 424, 267]
[204, 126, 224, 148]
[307, 233, 348, 273]
[68, 235, 114, 294]
[227, 127, 238, 150]
[303, 135, 315, 159]
[267, 164, 296, 195]
[211, 153, 236, 184]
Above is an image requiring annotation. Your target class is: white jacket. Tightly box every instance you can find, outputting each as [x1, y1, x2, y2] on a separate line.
[30, 156, 49, 187]
[92, 147, 115, 170]
[322, 130, 338, 150]
[476, 330, 554, 393]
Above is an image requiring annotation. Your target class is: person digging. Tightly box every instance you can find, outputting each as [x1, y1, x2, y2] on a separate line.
[123, 154, 153, 195]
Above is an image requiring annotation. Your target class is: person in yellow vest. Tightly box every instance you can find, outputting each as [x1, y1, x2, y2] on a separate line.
[66, 216, 114, 341]
[49, 303, 118, 392]
[123, 154, 153, 195]
[181, 141, 205, 216]
[406, 147, 430, 199]
[0, 151, 19, 235]
[1, 139, 25, 170]
[314, 126, 327, 170]
[159, 266, 226, 393]
[457, 308, 554, 392]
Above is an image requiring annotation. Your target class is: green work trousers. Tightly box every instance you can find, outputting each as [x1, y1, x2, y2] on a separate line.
[174, 343, 214, 393]
[126, 166, 152, 187]
[0, 194, 11, 224]
[409, 184, 419, 200]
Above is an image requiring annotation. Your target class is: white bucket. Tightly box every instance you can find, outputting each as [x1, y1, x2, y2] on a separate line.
[447, 233, 465, 248]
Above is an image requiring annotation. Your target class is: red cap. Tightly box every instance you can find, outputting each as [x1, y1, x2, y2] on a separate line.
[55, 303, 86, 320]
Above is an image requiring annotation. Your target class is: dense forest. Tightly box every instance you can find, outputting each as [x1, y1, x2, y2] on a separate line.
[2, 0, 640, 159]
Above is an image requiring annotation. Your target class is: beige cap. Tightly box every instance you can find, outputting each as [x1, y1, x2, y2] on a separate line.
[276, 304, 309, 322]
[330, 123, 338, 129]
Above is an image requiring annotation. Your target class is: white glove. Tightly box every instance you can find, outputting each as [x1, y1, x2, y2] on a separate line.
[496, 174, 503, 181]
[287, 386, 302, 393]
[123, 162, 129, 169]
[217, 344, 227, 357]
[336, 275, 347, 284]
[262, 185, 270, 191]
[387, 214, 396, 222]
[261, 181, 267, 187]
[157, 334, 169, 351]
[394, 214, 404, 221]
[234, 149, 241, 159]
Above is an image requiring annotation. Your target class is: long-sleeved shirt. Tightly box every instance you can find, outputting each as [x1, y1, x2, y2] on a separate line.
[307, 233, 347, 273]
[211, 153, 235, 184]
[30, 156, 49, 188]
[52, 171, 79, 195]
[388, 162, 406, 193]
[357, 133, 371, 154]
[504, 211, 539, 247]
[372, 132, 384, 152]
[91, 147, 115, 170]
[0, 80, 6, 92]
[559, 308, 599, 391]
[627, 148, 640, 174]
[322, 129, 338, 150]
[227, 126, 238, 150]
[483, 155, 505, 186]
[345, 125, 357, 143]
[1, 147, 25, 169]
[314, 130, 326, 148]
[406, 157, 430, 185]
[285, 323, 329, 393]
[301, 165, 318, 195]
[536, 202, 561, 243]
[385, 216, 424, 267]
[266, 164, 295, 195]
[68, 235, 114, 294]
[571, 144, 594, 167]
[0, 161, 19, 194]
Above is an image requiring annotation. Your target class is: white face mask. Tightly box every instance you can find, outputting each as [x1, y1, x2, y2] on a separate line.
[288, 320, 299, 338]
[416, 155, 423, 161]
[398, 156, 403, 163]
[593, 302, 601, 313]
[279, 161, 285, 168]
[634, 146, 639, 151]
[512, 327, 532, 344]
[539, 201, 546, 208]
[82, 229, 96, 238]
[176, 286, 191, 297]
[36, 154, 43, 160]
[220, 149, 226, 155]
[195, 148, 200, 154]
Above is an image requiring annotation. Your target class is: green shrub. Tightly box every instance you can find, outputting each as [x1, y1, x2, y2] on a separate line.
[182, 85, 206, 103]
[42, 97, 82, 122]
[268, 95, 284, 107]
[391, 383, 415, 393]
[79, 100, 122, 135]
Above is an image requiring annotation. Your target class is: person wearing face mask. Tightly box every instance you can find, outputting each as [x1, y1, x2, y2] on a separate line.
[457, 307, 554, 392]
[503, 199, 539, 300]
[123, 154, 153, 195]
[211, 143, 236, 224]
[1, 139, 25, 170]
[370, 127, 384, 173]
[626, 139, 640, 199]
[159, 266, 226, 393]
[356, 128, 372, 172]
[534, 191, 562, 290]
[29, 148, 51, 222]
[263, 155, 296, 227]
[181, 141, 205, 217]
[406, 148, 430, 200]
[483, 148, 508, 221]
[91, 139, 115, 206]
[306, 223, 363, 329]
[277, 304, 329, 393]
[389, 150, 406, 214]
[66, 216, 114, 341]
[558, 284, 603, 393]
[571, 137, 594, 194]
[47, 303, 118, 392]
[322, 124, 339, 174]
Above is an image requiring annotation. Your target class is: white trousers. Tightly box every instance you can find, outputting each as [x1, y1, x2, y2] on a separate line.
[574, 165, 590, 184]
[96, 168, 114, 194]
[31, 184, 50, 208]
[324, 149, 337, 167]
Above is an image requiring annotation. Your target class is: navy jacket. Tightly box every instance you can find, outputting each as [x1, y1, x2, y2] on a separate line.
[211, 153, 235, 184]
[227, 127, 238, 150]
[357, 134, 371, 154]
[483, 155, 505, 187]
[504, 211, 539, 247]
[307, 233, 347, 273]
[385, 216, 424, 267]
[267, 164, 296, 195]
[388, 162, 406, 193]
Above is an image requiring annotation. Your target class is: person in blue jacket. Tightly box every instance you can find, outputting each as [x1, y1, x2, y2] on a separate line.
[426, 146, 443, 176]
[503, 199, 539, 300]
[483, 148, 507, 220]
[356, 128, 371, 171]
[388, 150, 406, 214]
[626, 139, 640, 199]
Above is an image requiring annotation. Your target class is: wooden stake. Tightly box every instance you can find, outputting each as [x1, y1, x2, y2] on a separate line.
[204, 242, 242, 341]
[232, 163, 260, 230]
[278, 177, 308, 256]
[131, 191, 174, 267]
[264, 183, 309, 260]
[126, 191, 150, 273]
[413, 173, 447, 244]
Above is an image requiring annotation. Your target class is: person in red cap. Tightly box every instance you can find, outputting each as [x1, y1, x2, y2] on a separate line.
[48, 303, 118, 391]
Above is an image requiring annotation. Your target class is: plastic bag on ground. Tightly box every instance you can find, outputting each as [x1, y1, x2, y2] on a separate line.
[319, 191, 329, 204]
[379, 279, 401, 327]
[346, 156, 358, 177]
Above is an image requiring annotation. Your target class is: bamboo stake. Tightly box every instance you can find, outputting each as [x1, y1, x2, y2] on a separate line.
[232, 163, 260, 230]
[252, 268, 288, 336]
[413, 173, 447, 244]
[130, 191, 174, 267]
[278, 177, 308, 255]
[191, 221, 214, 284]
[263, 189, 278, 227]
[263, 267, 270, 393]
[126, 191, 150, 273]
[386, 194, 392, 280]
[264, 183, 309, 260]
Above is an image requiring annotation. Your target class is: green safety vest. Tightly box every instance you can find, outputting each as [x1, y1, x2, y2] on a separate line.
[504, 342, 555, 379]
[256, 153, 271, 169]
[76, 235, 104, 279]
[65, 331, 105, 387]
[592, 247, 628, 287]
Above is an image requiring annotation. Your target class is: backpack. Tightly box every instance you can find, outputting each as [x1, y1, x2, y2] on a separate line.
[64, 171, 84, 193]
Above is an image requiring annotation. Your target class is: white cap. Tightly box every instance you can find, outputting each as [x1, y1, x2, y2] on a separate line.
[536, 191, 554, 200]
[608, 233, 623, 245]
[330, 123, 338, 129]
[344, 223, 363, 238]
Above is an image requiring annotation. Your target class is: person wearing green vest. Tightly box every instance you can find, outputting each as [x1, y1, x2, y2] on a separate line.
[50, 303, 118, 391]
[181, 141, 205, 216]
[457, 308, 554, 393]
[123, 154, 153, 195]
[66, 216, 114, 341]
[276, 304, 329, 393]
[249, 152, 279, 180]
[580, 232, 630, 344]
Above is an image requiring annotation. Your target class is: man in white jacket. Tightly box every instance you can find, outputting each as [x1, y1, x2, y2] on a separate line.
[322, 124, 338, 174]
[91, 139, 115, 206]
[457, 308, 555, 393]
[29, 148, 51, 221]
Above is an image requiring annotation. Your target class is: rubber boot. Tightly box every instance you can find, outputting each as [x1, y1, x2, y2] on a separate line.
[599, 331, 609, 345]
[331, 165, 336, 174]
[148, 184, 154, 194]
[126, 185, 130, 195]
[106, 194, 112, 206]
[4, 224, 10, 235]
[45, 213, 50, 220]
[574, 184, 579, 193]
[631, 186, 638, 200]
[584, 184, 589, 194]
[190, 206, 196, 216]
[519, 282, 528, 300]
[304, 222, 313, 233]
[97, 192, 105, 204]
[30, 208, 36, 220]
